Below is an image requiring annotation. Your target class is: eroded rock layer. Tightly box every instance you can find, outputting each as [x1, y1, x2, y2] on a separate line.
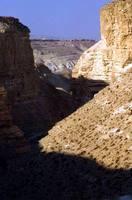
[73, 0, 132, 82]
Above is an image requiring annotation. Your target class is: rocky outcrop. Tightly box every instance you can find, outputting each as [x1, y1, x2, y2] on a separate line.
[73, 0, 132, 82]
[0, 17, 38, 103]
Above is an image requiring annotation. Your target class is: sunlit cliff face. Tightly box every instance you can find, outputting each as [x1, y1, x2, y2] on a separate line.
[73, 0, 132, 82]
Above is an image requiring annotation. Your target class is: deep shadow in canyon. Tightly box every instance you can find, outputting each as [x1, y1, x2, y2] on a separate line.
[11, 65, 108, 141]
[0, 141, 132, 200]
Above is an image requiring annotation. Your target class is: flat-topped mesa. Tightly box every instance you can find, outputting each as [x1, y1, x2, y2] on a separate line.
[0, 17, 38, 103]
[73, 0, 132, 82]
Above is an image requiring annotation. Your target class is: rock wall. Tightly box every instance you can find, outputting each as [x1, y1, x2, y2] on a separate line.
[0, 17, 42, 135]
[0, 17, 38, 103]
[0, 85, 30, 158]
[73, 0, 132, 82]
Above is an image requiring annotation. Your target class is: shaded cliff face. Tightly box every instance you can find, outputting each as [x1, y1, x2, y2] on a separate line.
[73, 0, 132, 82]
[0, 86, 30, 159]
[0, 17, 38, 103]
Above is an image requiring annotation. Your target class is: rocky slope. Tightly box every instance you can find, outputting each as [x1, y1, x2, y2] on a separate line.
[40, 73, 132, 168]
[0, 68, 131, 199]
[31, 39, 96, 77]
[0, 74, 131, 200]
[39, 73, 132, 199]
[73, 0, 132, 82]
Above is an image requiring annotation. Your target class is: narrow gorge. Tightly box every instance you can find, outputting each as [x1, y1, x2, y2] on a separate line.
[0, 0, 132, 199]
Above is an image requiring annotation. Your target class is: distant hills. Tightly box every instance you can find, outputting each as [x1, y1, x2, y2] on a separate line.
[31, 39, 96, 77]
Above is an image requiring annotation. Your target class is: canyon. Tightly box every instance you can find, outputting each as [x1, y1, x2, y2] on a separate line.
[31, 39, 96, 94]
[0, 0, 132, 199]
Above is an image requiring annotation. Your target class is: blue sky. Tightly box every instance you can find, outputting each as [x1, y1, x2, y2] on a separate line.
[0, 0, 111, 40]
